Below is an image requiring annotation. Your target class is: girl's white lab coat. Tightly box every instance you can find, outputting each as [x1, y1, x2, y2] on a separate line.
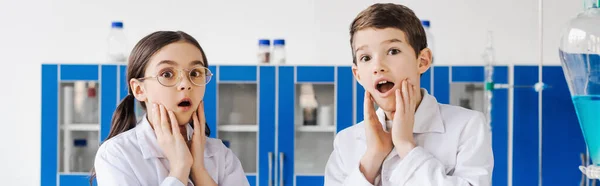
[324, 89, 494, 186]
[94, 116, 250, 186]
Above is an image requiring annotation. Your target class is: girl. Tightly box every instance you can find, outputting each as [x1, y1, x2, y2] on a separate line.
[91, 31, 250, 186]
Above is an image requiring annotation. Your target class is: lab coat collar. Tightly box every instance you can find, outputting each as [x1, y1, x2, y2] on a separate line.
[374, 88, 445, 134]
[135, 114, 216, 159]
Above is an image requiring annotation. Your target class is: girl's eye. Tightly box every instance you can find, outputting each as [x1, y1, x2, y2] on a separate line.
[359, 55, 371, 62]
[190, 69, 203, 77]
[388, 48, 401, 55]
[160, 70, 175, 78]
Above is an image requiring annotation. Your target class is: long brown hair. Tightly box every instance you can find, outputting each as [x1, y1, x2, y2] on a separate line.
[90, 31, 211, 184]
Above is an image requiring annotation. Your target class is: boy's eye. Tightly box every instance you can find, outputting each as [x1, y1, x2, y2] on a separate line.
[388, 48, 401, 55]
[359, 55, 371, 62]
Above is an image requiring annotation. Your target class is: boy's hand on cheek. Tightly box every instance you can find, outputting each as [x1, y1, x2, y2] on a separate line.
[392, 80, 418, 157]
[360, 91, 393, 184]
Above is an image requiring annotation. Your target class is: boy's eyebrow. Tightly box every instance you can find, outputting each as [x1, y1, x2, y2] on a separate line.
[354, 38, 403, 53]
[354, 45, 368, 53]
[382, 38, 403, 44]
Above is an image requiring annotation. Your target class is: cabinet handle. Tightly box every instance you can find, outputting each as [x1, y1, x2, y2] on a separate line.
[268, 152, 273, 186]
[279, 152, 284, 186]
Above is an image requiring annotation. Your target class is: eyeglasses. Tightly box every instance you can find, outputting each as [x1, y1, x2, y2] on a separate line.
[138, 66, 213, 87]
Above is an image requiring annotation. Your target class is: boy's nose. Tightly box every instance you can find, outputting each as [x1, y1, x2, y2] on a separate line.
[373, 66, 387, 75]
[372, 58, 388, 75]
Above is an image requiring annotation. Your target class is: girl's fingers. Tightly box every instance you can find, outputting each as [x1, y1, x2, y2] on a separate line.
[198, 102, 206, 136]
[167, 110, 181, 138]
[151, 103, 162, 137]
[159, 105, 171, 135]
[192, 111, 201, 136]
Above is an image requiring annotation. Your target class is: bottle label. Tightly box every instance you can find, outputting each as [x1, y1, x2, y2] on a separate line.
[258, 52, 270, 64]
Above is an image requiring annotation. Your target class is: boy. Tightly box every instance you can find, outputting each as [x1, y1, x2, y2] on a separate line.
[324, 3, 493, 186]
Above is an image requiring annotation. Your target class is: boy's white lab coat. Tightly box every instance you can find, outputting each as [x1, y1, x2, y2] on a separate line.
[94, 116, 250, 186]
[324, 89, 494, 186]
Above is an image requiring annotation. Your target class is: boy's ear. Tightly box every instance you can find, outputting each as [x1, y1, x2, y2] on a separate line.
[130, 79, 148, 102]
[352, 64, 363, 86]
[417, 48, 432, 74]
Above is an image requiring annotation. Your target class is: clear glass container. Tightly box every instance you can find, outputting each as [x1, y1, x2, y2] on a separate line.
[558, 0, 600, 178]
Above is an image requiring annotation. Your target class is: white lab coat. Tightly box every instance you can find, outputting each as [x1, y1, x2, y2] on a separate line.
[94, 115, 250, 186]
[324, 89, 494, 186]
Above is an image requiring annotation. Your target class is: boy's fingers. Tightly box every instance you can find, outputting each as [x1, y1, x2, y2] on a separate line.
[395, 89, 403, 114]
[410, 84, 416, 111]
[364, 91, 376, 120]
[402, 80, 409, 113]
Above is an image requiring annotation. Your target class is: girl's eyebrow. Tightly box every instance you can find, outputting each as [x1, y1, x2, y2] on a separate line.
[190, 60, 205, 66]
[156, 60, 177, 67]
[156, 60, 205, 67]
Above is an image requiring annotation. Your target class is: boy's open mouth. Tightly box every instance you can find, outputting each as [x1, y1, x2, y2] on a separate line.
[376, 80, 395, 94]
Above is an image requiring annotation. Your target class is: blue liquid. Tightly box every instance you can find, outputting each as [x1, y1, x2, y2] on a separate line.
[573, 96, 600, 165]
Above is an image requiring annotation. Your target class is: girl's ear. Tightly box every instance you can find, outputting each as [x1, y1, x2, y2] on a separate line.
[130, 79, 147, 102]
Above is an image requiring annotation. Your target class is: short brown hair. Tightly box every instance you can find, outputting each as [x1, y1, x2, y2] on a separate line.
[349, 3, 427, 64]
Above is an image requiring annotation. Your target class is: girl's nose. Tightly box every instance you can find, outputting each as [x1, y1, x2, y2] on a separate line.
[177, 75, 192, 91]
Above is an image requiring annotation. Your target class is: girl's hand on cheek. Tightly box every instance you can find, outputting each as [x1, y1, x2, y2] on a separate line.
[150, 103, 193, 184]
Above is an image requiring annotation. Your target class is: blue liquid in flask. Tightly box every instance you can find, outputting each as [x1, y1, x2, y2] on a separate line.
[573, 95, 600, 165]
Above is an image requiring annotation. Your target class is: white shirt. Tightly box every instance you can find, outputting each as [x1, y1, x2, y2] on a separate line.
[324, 89, 494, 186]
[94, 116, 250, 186]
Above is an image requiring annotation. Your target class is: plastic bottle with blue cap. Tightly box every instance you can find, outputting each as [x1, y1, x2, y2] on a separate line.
[107, 21, 128, 64]
[421, 20, 434, 63]
[272, 39, 286, 64]
[71, 139, 88, 172]
[258, 39, 271, 64]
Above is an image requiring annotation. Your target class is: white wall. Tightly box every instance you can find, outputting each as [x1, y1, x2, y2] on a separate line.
[0, 0, 582, 184]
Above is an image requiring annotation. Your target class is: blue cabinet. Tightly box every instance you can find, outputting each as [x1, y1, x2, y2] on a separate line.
[277, 66, 354, 186]
[43, 64, 355, 186]
[204, 65, 275, 186]
[42, 64, 590, 186]
[42, 64, 123, 186]
[207, 65, 356, 186]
